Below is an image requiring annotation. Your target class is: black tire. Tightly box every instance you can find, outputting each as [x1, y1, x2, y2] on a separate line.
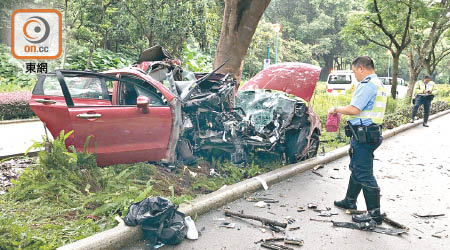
[286, 132, 320, 163]
[301, 133, 320, 160]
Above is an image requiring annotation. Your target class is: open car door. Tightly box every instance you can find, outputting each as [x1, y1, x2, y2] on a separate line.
[30, 70, 172, 166]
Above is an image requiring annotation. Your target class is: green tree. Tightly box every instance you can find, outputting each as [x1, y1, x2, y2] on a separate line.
[341, 0, 416, 99]
[265, 0, 361, 80]
[123, 0, 213, 57]
[405, 0, 449, 99]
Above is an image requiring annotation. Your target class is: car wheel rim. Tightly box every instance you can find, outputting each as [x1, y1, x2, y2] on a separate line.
[299, 135, 319, 160]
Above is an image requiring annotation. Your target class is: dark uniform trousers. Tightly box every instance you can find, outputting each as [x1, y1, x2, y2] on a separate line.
[349, 136, 383, 188]
[411, 95, 432, 123]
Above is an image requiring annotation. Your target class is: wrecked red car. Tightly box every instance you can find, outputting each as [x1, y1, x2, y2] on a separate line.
[29, 47, 321, 166]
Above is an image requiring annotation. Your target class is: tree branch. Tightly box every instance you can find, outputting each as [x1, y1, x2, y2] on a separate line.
[372, 0, 399, 48]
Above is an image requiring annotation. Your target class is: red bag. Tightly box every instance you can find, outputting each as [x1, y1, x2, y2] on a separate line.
[325, 113, 340, 132]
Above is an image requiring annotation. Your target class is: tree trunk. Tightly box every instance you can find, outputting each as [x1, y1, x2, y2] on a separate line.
[320, 55, 334, 81]
[213, 0, 271, 83]
[390, 54, 400, 99]
[406, 50, 419, 101]
[424, 58, 432, 76]
[86, 43, 95, 70]
[60, 40, 70, 69]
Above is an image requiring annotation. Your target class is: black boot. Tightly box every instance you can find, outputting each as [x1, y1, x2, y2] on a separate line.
[352, 186, 382, 224]
[423, 113, 429, 127]
[334, 176, 361, 210]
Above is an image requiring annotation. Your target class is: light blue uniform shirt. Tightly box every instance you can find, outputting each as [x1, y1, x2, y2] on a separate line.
[349, 73, 379, 126]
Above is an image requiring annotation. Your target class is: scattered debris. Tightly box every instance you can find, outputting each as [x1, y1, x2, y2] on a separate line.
[247, 197, 279, 203]
[329, 176, 342, 179]
[318, 211, 338, 217]
[313, 165, 324, 171]
[268, 224, 282, 233]
[312, 171, 323, 177]
[297, 206, 305, 212]
[284, 236, 304, 246]
[255, 201, 267, 208]
[312, 165, 324, 177]
[261, 242, 293, 250]
[345, 209, 365, 215]
[431, 234, 442, 238]
[224, 210, 287, 229]
[254, 177, 269, 190]
[0, 157, 35, 192]
[284, 216, 295, 224]
[209, 168, 219, 176]
[307, 203, 318, 209]
[254, 237, 284, 244]
[413, 213, 445, 218]
[413, 227, 424, 234]
[381, 213, 409, 231]
[332, 221, 408, 236]
[309, 218, 332, 223]
[288, 226, 300, 231]
[219, 222, 236, 228]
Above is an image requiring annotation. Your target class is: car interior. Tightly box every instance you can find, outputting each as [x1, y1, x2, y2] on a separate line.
[119, 76, 167, 106]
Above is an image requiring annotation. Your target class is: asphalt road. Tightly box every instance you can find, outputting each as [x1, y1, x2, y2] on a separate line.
[126, 113, 450, 250]
[0, 120, 52, 157]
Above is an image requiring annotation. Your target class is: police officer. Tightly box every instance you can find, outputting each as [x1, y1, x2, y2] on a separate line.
[328, 56, 387, 225]
[411, 75, 436, 127]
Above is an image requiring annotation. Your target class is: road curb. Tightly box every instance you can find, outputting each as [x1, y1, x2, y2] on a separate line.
[58, 109, 450, 250]
[0, 118, 39, 125]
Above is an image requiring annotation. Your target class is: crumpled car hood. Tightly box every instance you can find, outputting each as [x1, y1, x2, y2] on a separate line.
[240, 62, 321, 102]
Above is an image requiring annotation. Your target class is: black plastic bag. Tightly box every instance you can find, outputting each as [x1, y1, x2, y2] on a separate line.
[123, 197, 187, 245]
[160, 210, 187, 245]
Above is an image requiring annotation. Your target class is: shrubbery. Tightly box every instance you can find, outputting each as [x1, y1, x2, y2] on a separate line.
[0, 91, 34, 120]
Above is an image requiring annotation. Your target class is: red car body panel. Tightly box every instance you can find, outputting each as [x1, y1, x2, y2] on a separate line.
[240, 62, 322, 156]
[29, 95, 74, 143]
[67, 106, 172, 166]
[29, 70, 174, 166]
[240, 62, 321, 102]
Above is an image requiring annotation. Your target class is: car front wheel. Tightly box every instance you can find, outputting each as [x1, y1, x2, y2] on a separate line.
[301, 133, 320, 160]
[286, 131, 320, 164]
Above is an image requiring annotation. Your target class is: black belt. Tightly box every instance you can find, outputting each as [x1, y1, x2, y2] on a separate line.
[345, 122, 382, 143]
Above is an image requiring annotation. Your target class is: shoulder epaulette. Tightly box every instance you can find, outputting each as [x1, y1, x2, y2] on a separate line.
[361, 77, 371, 83]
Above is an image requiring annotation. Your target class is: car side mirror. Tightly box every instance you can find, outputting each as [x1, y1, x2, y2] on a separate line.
[136, 96, 150, 113]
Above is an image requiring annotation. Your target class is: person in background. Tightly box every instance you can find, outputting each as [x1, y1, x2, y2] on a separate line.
[328, 56, 387, 226]
[411, 75, 437, 127]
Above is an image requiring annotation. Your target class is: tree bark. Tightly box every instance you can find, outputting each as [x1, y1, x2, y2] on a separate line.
[320, 55, 334, 81]
[406, 49, 419, 101]
[213, 0, 271, 83]
[86, 43, 95, 70]
[391, 53, 400, 99]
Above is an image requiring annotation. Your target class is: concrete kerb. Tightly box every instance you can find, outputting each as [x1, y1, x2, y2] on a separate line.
[58, 110, 450, 250]
[0, 118, 39, 125]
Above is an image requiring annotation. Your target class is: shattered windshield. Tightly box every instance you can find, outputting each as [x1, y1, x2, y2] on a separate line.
[236, 90, 304, 133]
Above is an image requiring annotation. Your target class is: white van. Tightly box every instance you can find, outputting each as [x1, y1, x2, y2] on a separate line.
[378, 77, 407, 98]
[326, 70, 358, 94]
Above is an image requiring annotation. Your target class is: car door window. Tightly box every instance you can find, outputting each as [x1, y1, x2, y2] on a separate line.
[119, 76, 167, 106]
[58, 73, 112, 106]
[65, 76, 109, 100]
[32, 74, 64, 96]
